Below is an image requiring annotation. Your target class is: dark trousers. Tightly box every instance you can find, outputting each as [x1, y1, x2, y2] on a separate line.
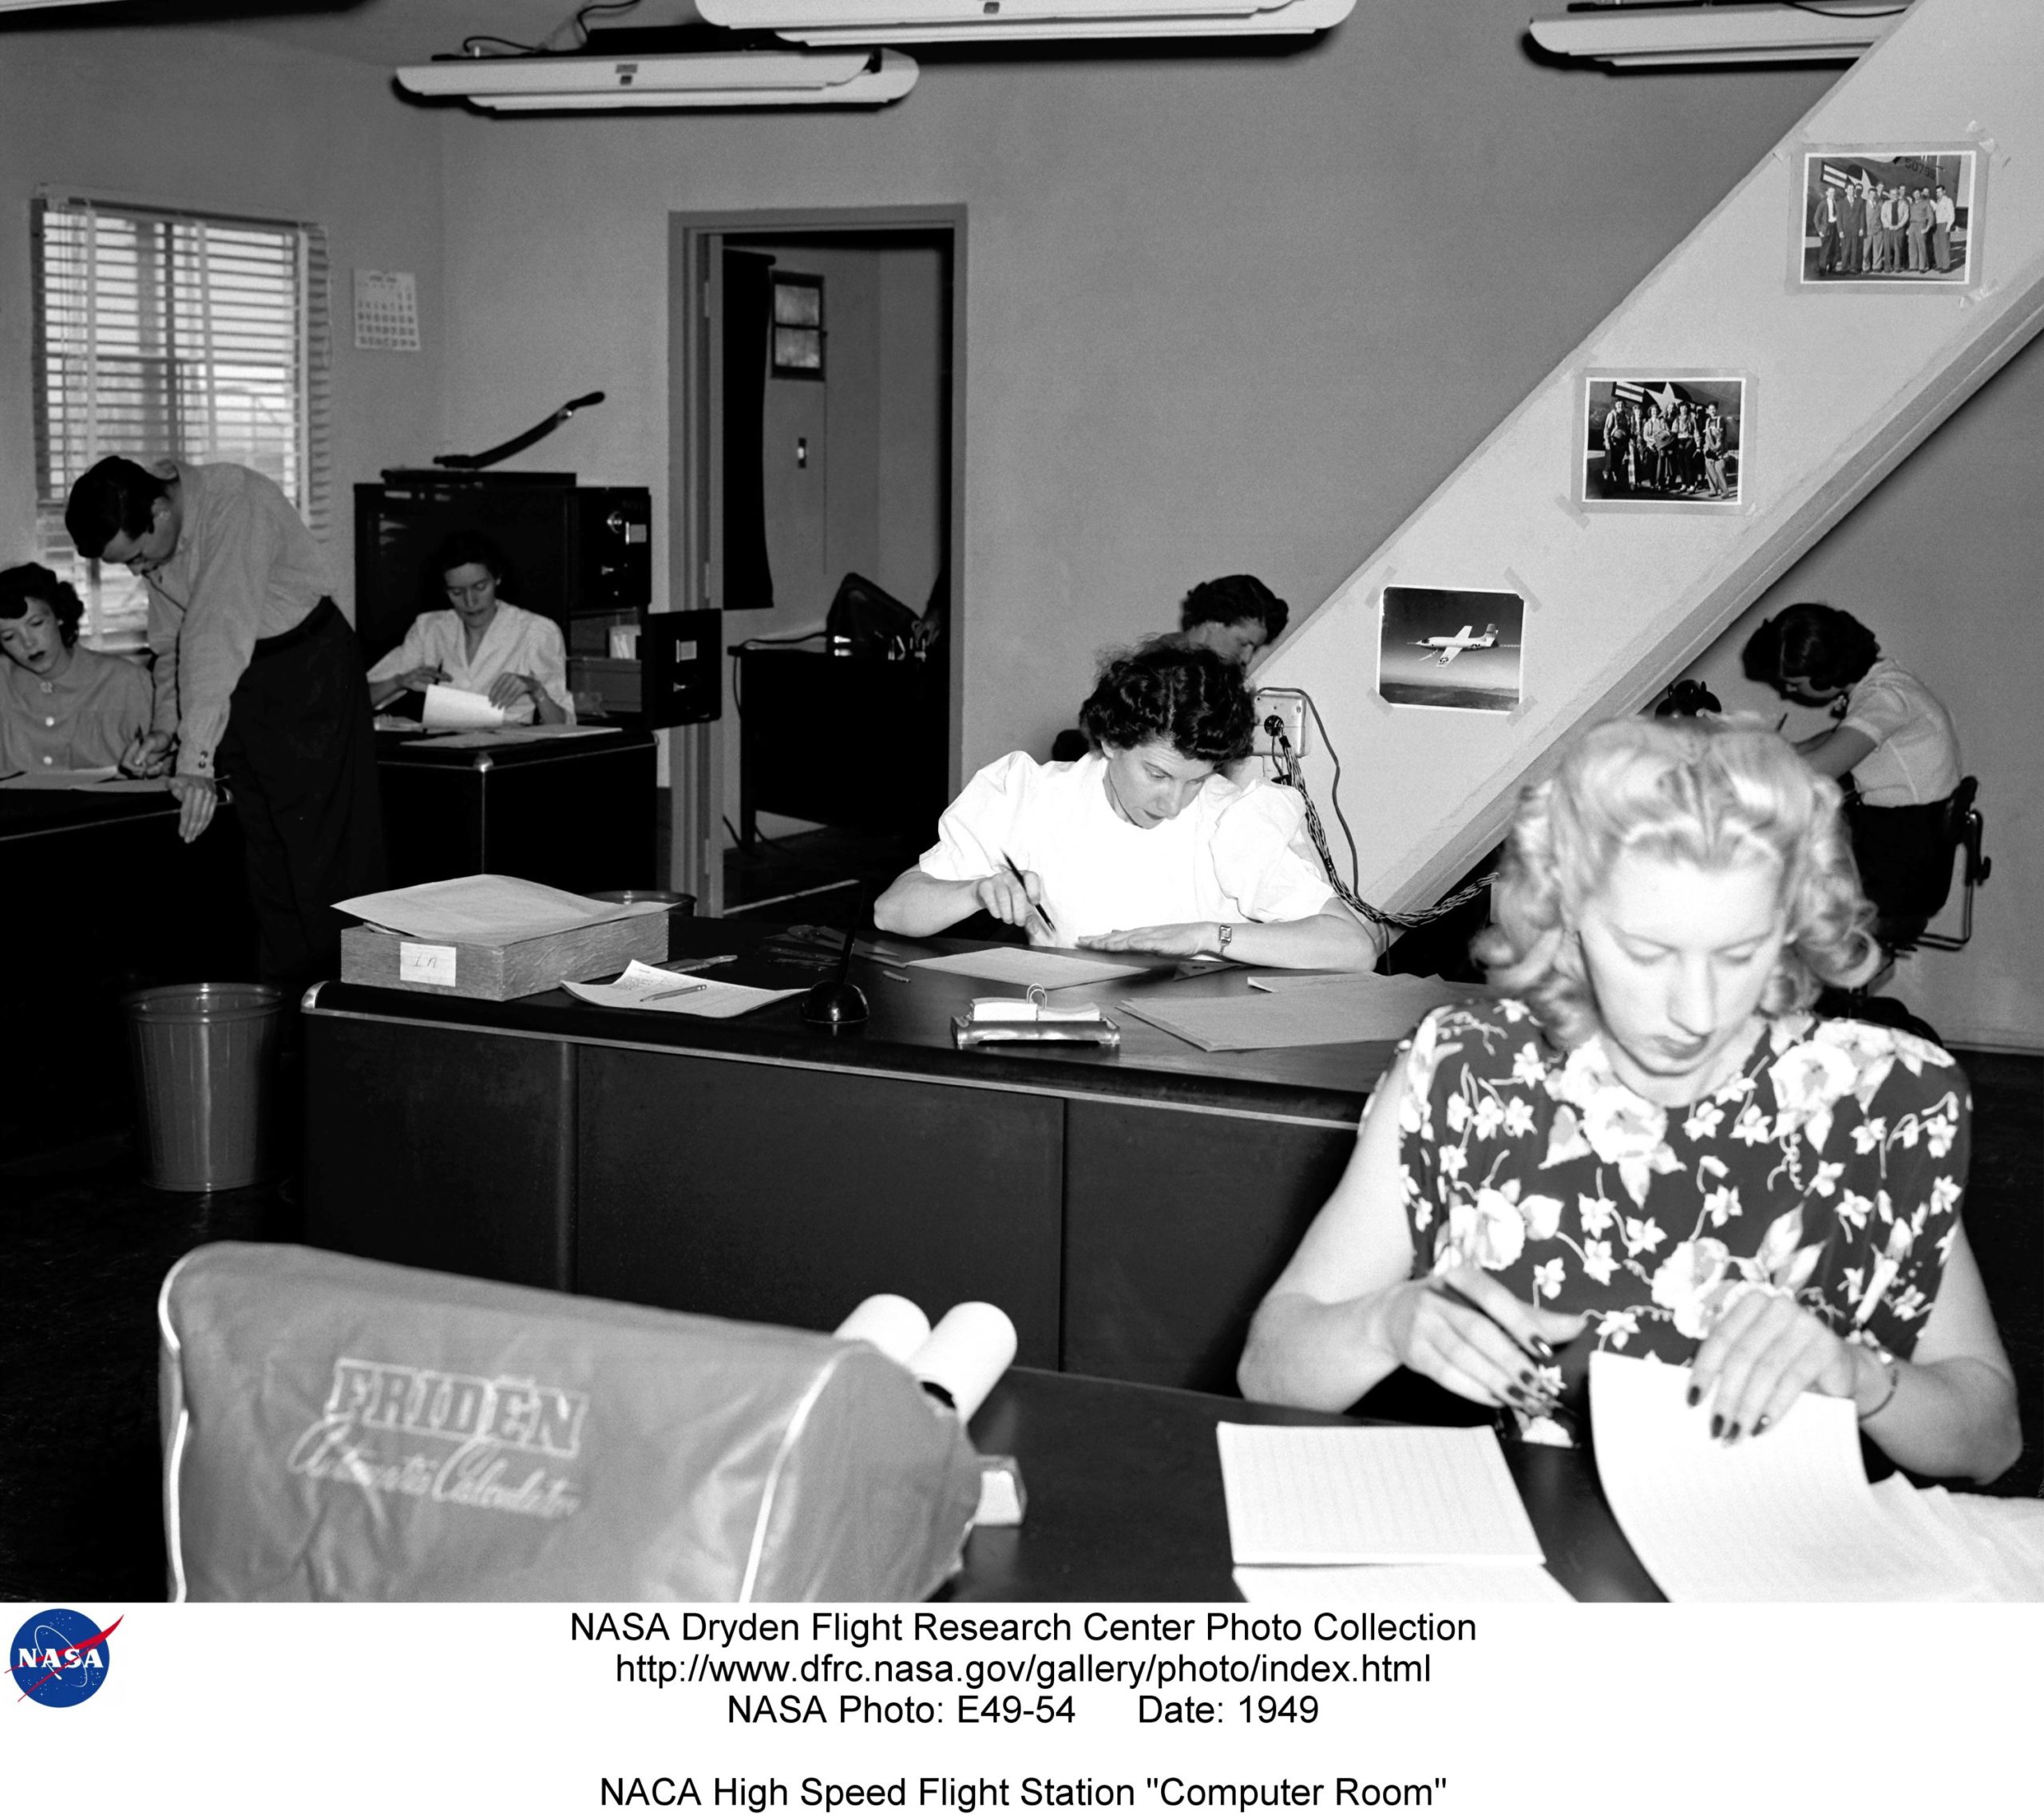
[1846, 795, 1953, 949]
[216, 600, 386, 993]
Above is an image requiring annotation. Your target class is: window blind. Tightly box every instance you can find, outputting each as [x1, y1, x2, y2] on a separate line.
[30, 193, 331, 648]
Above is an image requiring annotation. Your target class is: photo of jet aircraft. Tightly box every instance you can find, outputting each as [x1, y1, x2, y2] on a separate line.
[1416, 624, 1499, 668]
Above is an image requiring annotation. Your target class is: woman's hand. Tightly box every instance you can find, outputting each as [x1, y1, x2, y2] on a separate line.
[1689, 1290, 1860, 1443]
[1380, 1268, 1586, 1413]
[1079, 921, 1218, 957]
[971, 869, 1049, 933]
[120, 731, 173, 778]
[399, 665, 448, 693]
[487, 672, 540, 711]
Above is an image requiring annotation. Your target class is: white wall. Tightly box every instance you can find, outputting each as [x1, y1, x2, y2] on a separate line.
[0, 26, 446, 620]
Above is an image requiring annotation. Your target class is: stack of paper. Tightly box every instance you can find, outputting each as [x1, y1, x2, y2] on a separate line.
[1589, 1351, 2005, 1601]
[1216, 1422, 1566, 1601]
[561, 959, 801, 1020]
[335, 874, 670, 944]
[907, 948, 1154, 988]
[422, 684, 505, 730]
[1119, 973, 1480, 1051]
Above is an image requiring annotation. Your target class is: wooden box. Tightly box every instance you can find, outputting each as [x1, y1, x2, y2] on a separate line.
[339, 913, 668, 1001]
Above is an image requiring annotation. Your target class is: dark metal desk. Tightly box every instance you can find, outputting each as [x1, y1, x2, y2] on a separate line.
[0, 786, 253, 1156]
[953, 1370, 1662, 1603]
[376, 726, 658, 894]
[304, 917, 1396, 1394]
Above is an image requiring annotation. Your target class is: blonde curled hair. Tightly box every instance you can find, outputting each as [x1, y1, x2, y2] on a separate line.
[1475, 718, 1880, 1046]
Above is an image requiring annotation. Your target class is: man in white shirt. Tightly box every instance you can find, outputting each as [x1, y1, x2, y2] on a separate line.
[877, 642, 1377, 971]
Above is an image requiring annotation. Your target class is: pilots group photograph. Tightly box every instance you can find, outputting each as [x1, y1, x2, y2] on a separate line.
[1800, 147, 1978, 287]
[1579, 372, 1747, 509]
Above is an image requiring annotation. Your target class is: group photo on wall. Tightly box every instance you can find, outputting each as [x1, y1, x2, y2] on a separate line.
[1580, 373, 1745, 508]
[1800, 148, 1977, 286]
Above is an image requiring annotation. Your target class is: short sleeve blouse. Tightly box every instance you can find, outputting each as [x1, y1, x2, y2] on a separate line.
[1395, 1001, 1970, 1369]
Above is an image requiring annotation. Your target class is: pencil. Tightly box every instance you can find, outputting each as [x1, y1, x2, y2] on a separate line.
[1430, 1277, 1554, 1366]
[642, 981, 710, 1003]
[1000, 851, 1058, 939]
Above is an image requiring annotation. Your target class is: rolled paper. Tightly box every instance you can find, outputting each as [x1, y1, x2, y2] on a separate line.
[906, 1302, 1017, 1425]
[834, 1294, 931, 1365]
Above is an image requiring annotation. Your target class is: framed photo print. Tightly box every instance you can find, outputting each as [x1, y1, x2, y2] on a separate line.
[1797, 148, 1979, 289]
[1579, 372, 1749, 513]
[1377, 586, 1525, 714]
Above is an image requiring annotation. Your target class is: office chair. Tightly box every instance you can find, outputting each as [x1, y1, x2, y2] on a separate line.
[1907, 776, 1991, 953]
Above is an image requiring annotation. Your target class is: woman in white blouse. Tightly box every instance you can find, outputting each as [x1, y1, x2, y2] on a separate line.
[366, 531, 572, 725]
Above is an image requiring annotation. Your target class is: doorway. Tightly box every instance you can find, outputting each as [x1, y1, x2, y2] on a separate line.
[667, 209, 965, 918]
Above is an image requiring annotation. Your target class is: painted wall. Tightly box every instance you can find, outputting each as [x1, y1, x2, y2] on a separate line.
[430, 5, 1836, 759]
[1682, 332, 2044, 1052]
[0, 26, 446, 620]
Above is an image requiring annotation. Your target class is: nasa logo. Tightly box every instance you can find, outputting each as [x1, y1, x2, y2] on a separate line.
[10, 1608, 120, 1709]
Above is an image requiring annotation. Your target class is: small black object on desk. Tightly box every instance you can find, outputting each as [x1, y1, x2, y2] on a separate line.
[801, 907, 869, 1028]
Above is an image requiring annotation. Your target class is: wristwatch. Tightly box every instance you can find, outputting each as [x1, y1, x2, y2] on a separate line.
[1216, 923, 1235, 956]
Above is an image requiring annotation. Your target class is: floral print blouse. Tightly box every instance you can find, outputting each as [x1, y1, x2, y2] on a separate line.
[1396, 1001, 1970, 1377]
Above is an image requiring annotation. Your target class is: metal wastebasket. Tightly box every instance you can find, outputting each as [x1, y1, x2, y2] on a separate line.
[123, 983, 282, 1192]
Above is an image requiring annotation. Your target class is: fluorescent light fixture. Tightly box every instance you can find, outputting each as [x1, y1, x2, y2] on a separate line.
[699, 0, 1354, 44]
[394, 47, 917, 110]
[1529, 2, 1904, 69]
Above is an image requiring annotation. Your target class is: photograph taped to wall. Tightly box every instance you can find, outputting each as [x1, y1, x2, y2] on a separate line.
[1579, 372, 1747, 512]
[1378, 586, 1524, 714]
[1798, 148, 1978, 289]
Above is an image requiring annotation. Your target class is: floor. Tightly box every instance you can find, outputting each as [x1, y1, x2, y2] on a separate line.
[2, 1045, 2035, 1604]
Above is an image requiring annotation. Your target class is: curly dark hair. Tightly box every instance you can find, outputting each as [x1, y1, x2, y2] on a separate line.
[1077, 640, 1255, 763]
[431, 529, 510, 584]
[1741, 603, 1880, 695]
[0, 562, 85, 648]
[64, 456, 170, 559]
[1179, 573, 1289, 644]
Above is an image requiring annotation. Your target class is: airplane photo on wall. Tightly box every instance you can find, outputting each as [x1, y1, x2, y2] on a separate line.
[1579, 371, 1747, 511]
[1377, 585, 1525, 714]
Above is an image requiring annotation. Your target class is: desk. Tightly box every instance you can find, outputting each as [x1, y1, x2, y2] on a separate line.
[305, 918, 1391, 1393]
[952, 1369, 1662, 1602]
[377, 727, 658, 893]
[0, 787, 252, 1156]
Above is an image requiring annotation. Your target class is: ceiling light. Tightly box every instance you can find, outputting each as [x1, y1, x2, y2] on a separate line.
[394, 47, 917, 111]
[698, 0, 1354, 45]
[1528, 2, 1905, 69]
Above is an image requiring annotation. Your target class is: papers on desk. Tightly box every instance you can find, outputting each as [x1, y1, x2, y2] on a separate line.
[1216, 1423, 1545, 1566]
[0, 767, 166, 792]
[422, 684, 505, 730]
[564, 960, 802, 1020]
[1588, 1351, 2002, 1602]
[907, 948, 1156, 989]
[1119, 973, 1480, 1052]
[404, 725, 624, 749]
[335, 874, 669, 945]
[1235, 1563, 1575, 1606]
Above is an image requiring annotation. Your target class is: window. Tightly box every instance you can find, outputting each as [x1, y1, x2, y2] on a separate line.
[31, 192, 331, 648]
[770, 274, 825, 379]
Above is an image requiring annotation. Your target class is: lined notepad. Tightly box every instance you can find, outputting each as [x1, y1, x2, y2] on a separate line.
[1119, 974, 1479, 1051]
[1589, 1351, 1991, 1602]
[1234, 1563, 1573, 1605]
[1215, 1425, 1545, 1566]
[564, 961, 801, 1020]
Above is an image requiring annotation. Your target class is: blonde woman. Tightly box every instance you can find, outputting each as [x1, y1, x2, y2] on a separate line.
[1241, 719, 2018, 1484]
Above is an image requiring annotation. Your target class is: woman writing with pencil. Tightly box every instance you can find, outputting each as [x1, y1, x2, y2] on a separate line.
[1239, 718, 2018, 1483]
[875, 640, 1377, 971]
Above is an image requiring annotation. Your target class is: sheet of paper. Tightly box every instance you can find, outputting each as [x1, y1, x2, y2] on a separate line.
[1117, 976, 1472, 1051]
[1234, 1563, 1574, 1606]
[0, 767, 133, 790]
[1589, 1350, 1990, 1602]
[335, 874, 668, 945]
[1215, 1423, 1545, 1566]
[422, 684, 505, 730]
[907, 948, 1156, 989]
[562, 961, 801, 1020]
[1872, 1480, 2044, 1601]
[403, 725, 623, 748]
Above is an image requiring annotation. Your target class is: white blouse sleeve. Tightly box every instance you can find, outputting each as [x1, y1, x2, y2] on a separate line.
[365, 612, 437, 684]
[525, 615, 575, 723]
[917, 751, 1037, 882]
[1211, 782, 1338, 924]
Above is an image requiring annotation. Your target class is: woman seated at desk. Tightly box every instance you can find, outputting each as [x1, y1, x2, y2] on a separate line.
[1240, 718, 2018, 1484]
[877, 640, 1377, 970]
[0, 562, 152, 774]
[366, 531, 572, 725]
[1741, 603, 1959, 947]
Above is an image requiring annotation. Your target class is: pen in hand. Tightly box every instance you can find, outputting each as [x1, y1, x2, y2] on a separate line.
[1000, 851, 1057, 939]
[1429, 1277, 1555, 1367]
